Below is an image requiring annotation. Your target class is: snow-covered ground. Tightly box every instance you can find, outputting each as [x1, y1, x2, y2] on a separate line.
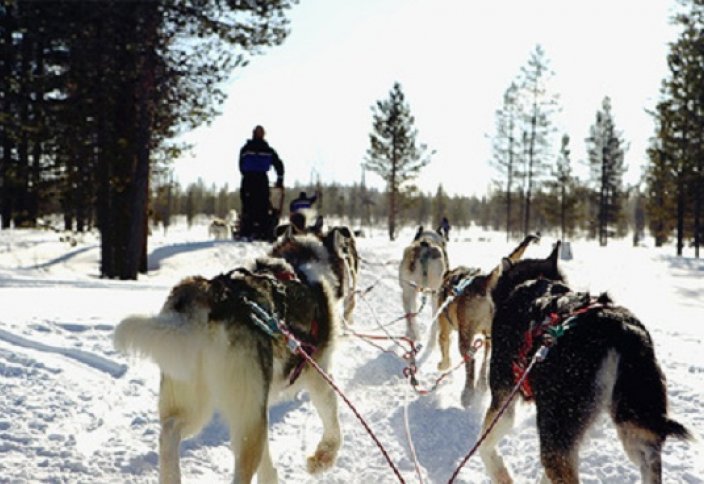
[0, 221, 701, 483]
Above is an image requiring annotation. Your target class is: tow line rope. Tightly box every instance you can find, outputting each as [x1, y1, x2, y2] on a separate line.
[244, 298, 407, 483]
[447, 345, 550, 483]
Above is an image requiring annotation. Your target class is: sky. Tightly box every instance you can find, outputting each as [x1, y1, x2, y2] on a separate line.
[172, 0, 681, 197]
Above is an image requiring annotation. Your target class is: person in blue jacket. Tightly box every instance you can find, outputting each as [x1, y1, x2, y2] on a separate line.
[238, 125, 284, 239]
[289, 191, 318, 214]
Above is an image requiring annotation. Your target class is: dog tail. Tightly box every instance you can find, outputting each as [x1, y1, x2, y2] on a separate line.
[114, 312, 207, 381]
[612, 318, 692, 442]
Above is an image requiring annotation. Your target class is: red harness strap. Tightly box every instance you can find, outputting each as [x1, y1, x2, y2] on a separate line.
[275, 270, 298, 282]
[288, 318, 319, 385]
[512, 301, 602, 399]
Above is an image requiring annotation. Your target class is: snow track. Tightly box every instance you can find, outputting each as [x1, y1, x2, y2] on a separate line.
[0, 224, 701, 483]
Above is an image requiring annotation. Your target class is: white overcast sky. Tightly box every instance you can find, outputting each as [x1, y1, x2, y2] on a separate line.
[172, 0, 680, 197]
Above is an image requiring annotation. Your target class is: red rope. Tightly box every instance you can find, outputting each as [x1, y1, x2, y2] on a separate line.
[447, 346, 547, 483]
[278, 324, 406, 484]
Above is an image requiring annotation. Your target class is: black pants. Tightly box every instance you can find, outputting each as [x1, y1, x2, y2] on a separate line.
[240, 174, 272, 238]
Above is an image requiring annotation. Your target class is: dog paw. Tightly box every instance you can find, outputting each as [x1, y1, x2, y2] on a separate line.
[306, 441, 339, 474]
[461, 388, 474, 408]
[437, 360, 450, 371]
[496, 467, 514, 484]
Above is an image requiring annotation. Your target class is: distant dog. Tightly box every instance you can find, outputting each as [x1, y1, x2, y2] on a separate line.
[114, 256, 341, 484]
[399, 226, 449, 340]
[208, 217, 232, 240]
[479, 242, 691, 484]
[433, 235, 538, 406]
[270, 226, 359, 325]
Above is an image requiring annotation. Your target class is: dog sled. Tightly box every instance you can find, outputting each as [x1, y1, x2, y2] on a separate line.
[233, 185, 285, 242]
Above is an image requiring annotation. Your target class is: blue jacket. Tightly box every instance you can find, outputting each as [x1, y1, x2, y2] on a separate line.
[239, 138, 284, 183]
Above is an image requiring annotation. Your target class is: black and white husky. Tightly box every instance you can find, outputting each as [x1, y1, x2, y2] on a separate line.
[271, 226, 359, 325]
[479, 242, 691, 484]
[114, 255, 341, 484]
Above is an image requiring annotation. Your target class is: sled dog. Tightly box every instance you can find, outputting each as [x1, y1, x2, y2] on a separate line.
[208, 217, 232, 240]
[399, 226, 449, 340]
[433, 234, 538, 406]
[479, 242, 691, 484]
[271, 226, 358, 324]
[114, 256, 341, 484]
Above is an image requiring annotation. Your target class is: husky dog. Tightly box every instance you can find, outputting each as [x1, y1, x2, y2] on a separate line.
[479, 242, 691, 484]
[271, 226, 358, 325]
[399, 226, 450, 340]
[274, 209, 324, 240]
[433, 235, 538, 407]
[208, 217, 232, 240]
[114, 256, 341, 484]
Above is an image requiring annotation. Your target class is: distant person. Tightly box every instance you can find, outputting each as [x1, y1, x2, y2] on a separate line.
[437, 216, 450, 241]
[289, 191, 318, 214]
[238, 125, 284, 239]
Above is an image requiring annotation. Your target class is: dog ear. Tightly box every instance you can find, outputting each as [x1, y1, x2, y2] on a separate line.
[500, 257, 513, 272]
[414, 226, 424, 241]
[548, 241, 561, 266]
[312, 215, 324, 235]
[274, 224, 289, 239]
[484, 263, 503, 293]
[335, 225, 352, 239]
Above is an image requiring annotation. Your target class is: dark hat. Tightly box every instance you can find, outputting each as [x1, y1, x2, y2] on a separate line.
[252, 125, 265, 139]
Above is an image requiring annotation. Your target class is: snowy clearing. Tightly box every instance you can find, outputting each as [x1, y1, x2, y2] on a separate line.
[0, 223, 702, 483]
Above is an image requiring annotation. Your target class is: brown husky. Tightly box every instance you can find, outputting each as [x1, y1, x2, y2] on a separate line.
[432, 235, 538, 406]
[114, 255, 341, 484]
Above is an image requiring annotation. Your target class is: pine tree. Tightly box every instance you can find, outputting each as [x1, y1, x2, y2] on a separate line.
[432, 184, 448, 230]
[517, 45, 559, 237]
[364, 82, 432, 240]
[491, 82, 520, 240]
[586, 97, 626, 246]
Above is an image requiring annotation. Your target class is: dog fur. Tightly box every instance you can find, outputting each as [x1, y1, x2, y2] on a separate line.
[479, 242, 691, 484]
[433, 235, 538, 407]
[270, 226, 359, 325]
[399, 226, 450, 340]
[114, 255, 341, 484]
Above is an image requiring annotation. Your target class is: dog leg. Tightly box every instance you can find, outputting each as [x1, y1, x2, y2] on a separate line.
[256, 438, 279, 484]
[615, 423, 663, 484]
[401, 285, 419, 341]
[477, 335, 491, 393]
[458, 324, 476, 407]
[343, 292, 356, 326]
[437, 313, 452, 371]
[479, 395, 517, 484]
[305, 370, 341, 474]
[158, 375, 212, 484]
[159, 416, 183, 484]
[540, 449, 579, 484]
[230, 413, 268, 484]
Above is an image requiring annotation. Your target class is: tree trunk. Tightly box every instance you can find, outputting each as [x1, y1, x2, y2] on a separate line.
[524, 114, 536, 237]
[505, 129, 514, 242]
[129, 6, 158, 276]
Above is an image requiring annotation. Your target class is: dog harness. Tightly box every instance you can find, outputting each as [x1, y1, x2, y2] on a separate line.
[512, 299, 603, 399]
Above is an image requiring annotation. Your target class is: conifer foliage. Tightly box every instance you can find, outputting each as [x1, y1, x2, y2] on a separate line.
[586, 97, 626, 246]
[364, 82, 432, 240]
[0, 0, 298, 278]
